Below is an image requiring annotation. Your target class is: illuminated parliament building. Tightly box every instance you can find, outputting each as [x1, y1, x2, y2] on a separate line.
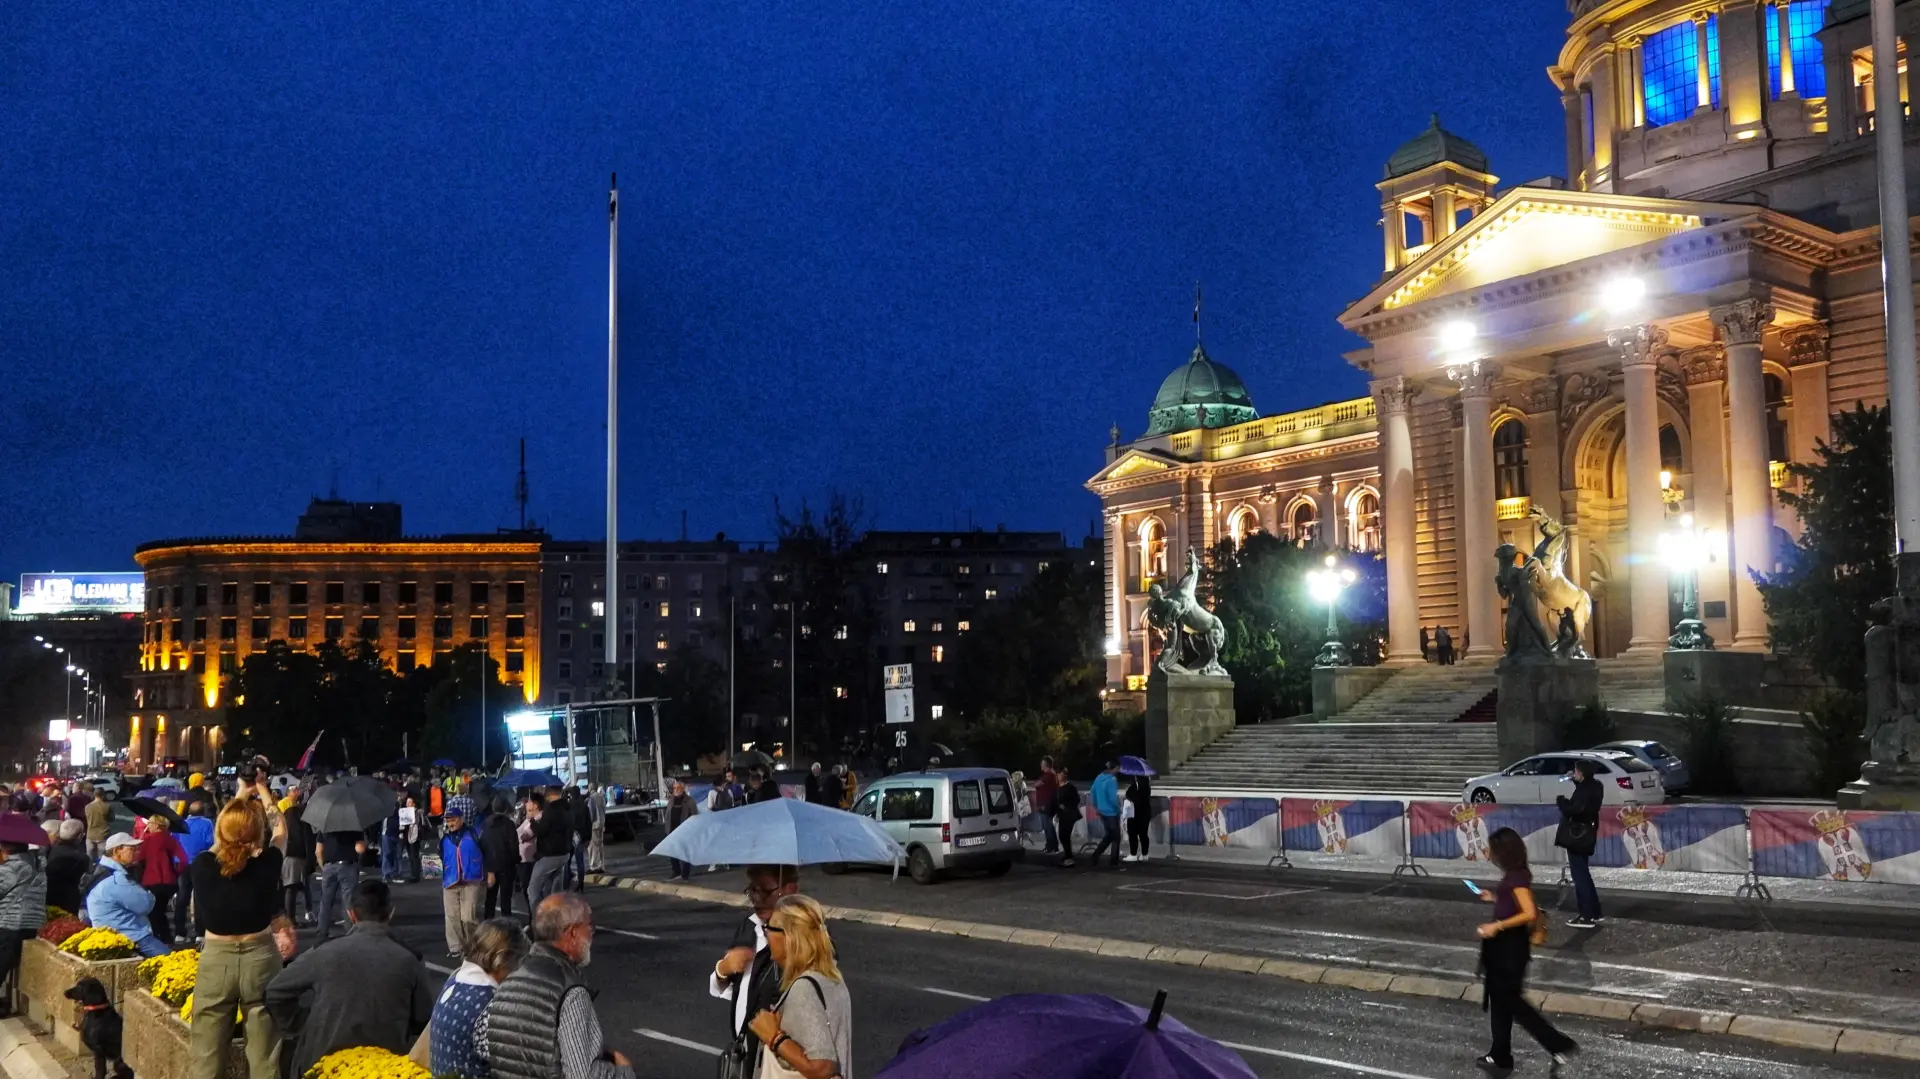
[1092, 0, 1920, 696]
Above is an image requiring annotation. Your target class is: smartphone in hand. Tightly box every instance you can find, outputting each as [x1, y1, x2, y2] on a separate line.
[1463, 879, 1483, 896]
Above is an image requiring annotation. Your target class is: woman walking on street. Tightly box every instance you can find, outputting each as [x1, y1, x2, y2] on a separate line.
[664, 782, 696, 881]
[1555, 760, 1604, 929]
[188, 800, 288, 1079]
[1123, 774, 1153, 862]
[1052, 775, 1082, 868]
[1474, 827, 1576, 1073]
[747, 894, 853, 1079]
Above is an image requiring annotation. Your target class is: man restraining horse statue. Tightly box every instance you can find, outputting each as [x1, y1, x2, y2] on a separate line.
[1525, 507, 1591, 659]
[1147, 548, 1229, 676]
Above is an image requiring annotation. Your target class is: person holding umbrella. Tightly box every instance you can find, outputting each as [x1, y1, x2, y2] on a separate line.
[0, 817, 49, 1007]
[711, 865, 797, 1074]
[1119, 757, 1155, 864]
[304, 776, 393, 942]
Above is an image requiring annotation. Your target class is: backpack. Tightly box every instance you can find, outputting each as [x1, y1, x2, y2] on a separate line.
[77, 863, 116, 912]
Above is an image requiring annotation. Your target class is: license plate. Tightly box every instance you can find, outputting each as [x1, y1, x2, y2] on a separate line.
[1640, 778, 1654, 787]
[956, 835, 986, 848]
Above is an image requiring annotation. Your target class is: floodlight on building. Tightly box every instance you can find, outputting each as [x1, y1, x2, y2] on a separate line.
[1438, 319, 1478, 352]
[1601, 275, 1646, 316]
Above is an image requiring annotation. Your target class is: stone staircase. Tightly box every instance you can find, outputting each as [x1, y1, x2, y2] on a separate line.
[1596, 653, 1667, 712]
[1167, 721, 1501, 795]
[1332, 662, 1499, 723]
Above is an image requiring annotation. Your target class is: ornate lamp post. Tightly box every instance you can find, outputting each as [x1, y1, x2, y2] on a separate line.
[1308, 555, 1359, 667]
[1660, 514, 1714, 650]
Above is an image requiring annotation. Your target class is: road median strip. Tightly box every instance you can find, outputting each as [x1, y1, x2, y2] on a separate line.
[586, 872, 1920, 1062]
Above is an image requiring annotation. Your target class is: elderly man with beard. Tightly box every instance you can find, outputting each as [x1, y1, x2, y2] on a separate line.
[488, 893, 632, 1079]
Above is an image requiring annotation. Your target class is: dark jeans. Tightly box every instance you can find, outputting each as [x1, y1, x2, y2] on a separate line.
[668, 858, 691, 880]
[1127, 817, 1150, 858]
[1481, 934, 1574, 1065]
[514, 862, 533, 911]
[483, 873, 515, 920]
[570, 842, 588, 889]
[1055, 813, 1077, 861]
[1091, 814, 1122, 866]
[146, 883, 177, 945]
[315, 861, 360, 941]
[174, 868, 200, 941]
[406, 838, 423, 883]
[0, 927, 27, 1012]
[1037, 808, 1058, 853]
[1567, 852, 1601, 920]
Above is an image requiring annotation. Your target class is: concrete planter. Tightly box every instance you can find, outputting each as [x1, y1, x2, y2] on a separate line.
[123, 986, 250, 1079]
[13, 939, 139, 1056]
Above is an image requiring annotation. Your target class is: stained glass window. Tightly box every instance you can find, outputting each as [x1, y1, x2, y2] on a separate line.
[1643, 18, 1721, 128]
[1767, 0, 1831, 100]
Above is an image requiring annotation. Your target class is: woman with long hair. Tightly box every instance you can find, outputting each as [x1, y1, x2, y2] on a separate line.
[186, 799, 287, 1079]
[1123, 774, 1153, 862]
[747, 894, 852, 1079]
[1475, 827, 1576, 1072]
[137, 815, 188, 945]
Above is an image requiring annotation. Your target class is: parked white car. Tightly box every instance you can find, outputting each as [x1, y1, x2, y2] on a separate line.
[1462, 750, 1665, 806]
[1591, 739, 1691, 794]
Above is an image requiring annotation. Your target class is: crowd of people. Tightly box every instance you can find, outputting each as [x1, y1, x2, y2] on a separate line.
[1007, 758, 1153, 870]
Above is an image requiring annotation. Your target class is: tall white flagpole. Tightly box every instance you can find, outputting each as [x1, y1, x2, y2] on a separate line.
[606, 175, 620, 708]
[1871, 0, 1920, 550]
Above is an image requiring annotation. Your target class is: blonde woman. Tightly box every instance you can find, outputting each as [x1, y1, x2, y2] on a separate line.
[747, 894, 852, 1079]
[187, 800, 288, 1079]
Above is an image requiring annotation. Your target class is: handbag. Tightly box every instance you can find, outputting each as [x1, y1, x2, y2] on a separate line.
[715, 1040, 754, 1079]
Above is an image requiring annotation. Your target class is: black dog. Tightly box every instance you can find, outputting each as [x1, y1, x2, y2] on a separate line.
[63, 977, 131, 1079]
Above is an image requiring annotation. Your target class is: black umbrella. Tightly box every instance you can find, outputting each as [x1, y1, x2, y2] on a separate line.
[123, 797, 189, 834]
[303, 776, 397, 833]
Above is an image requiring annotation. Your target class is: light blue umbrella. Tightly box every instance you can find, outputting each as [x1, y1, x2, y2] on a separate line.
[650, 796, 904, 867]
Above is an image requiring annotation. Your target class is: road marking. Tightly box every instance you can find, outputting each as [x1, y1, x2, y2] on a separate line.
[597, 927, 661, 940]
[1357, 1001, 1406, 1011]
[1219, 1042, 1437, 1079]
[425, 962, 455, 975]
[1119, 878, 1321, 901]
[633, 1029, 723, 1055]
[920, 987, 990, 1002]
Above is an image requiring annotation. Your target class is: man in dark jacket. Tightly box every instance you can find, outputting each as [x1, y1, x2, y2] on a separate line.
[478, 799, 522, 920]
[707, 865, 795, 1066]
[1555, 759, 1605, 929]
[803, 764, 835, 805]
[567, 789, 593, 892]
[527, 791, 572, 909]
[265, 880, 435, 1079]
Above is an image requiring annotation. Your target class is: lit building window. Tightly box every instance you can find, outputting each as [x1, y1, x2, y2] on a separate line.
[957, 564, 972, 575]
[690, 603, 703, 618]
[903, 620, 917, 633]
[1289, 500, 1318, 543]
[1137, 518, 1167, 585]
[834, 625, 848, 640]
[1349, 490, 1383, 553]
[1493, 419, 1530, 499]
[958, 621, 971, 632]
[932, 645, 945, 663]
[931, 704, 945, 719]
[930, 622, 943, 633]
[834, 685, 848, 699]
[875, 562, 889, 574]
[1767, 0, 1831, 99]
[657, 601, 670, 617]
[984, 589, 999, 600]
[1227, 506, 1261, 547]
[656, 661, 668, 673]
[591, 600, 605, 617]
[1643, 17, 1720, 128]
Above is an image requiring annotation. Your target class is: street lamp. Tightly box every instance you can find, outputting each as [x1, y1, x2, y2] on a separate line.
[1308, 554, 1359, 667]
[1659, 514, 1715, 650]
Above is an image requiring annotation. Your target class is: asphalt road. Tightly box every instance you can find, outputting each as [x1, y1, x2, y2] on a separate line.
[351, 877, 1912, 1079]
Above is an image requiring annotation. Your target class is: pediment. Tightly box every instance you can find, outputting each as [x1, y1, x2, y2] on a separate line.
[1087, 449, 1181, 486]
[1342, 188, 1734, 324]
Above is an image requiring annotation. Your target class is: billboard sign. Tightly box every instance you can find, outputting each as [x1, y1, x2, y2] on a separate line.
[16, 573, 144, 615]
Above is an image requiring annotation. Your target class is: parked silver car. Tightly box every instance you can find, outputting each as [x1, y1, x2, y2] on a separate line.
[849, 767, 1024, 884]
[1591, 739, 1690, 794]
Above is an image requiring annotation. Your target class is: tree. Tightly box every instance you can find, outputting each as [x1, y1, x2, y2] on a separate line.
[1755, 403, 1893, 693]
[773, 492, 875, 760]
[225, 642, 327, 766]
[632, 643, 730, 768]
[420, 642, 510, 770]
[1205, 535, 1387, 721]
[952, 559, 1104, 721]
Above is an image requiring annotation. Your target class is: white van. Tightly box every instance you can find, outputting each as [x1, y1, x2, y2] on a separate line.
[850, 767, 1024, 884]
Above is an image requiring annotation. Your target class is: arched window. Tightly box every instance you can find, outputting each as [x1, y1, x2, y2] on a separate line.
[1493, 419, 1529, 500]
[1658, 424, 1684, 474]
[1288, 499, 1318, 544]
[1764, 373, 1789, 463]
[1138, 519, 1167, 586]
[1226, 506, 1261, 547]
[1348, 490, 1382, 552]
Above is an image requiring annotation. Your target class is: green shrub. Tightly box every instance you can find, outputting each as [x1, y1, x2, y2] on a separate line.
[1675, 694, 1740, 796]
[1556, 697, 1616, 751]
[1801, 690, 1867, 797]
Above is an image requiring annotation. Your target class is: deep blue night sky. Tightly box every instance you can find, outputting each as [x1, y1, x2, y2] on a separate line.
[2, 2, 1563, 576]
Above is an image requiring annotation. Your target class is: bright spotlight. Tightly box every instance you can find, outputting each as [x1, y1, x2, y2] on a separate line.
[1438, 320, 1477, 351]
[1601, 275, 1646, 315]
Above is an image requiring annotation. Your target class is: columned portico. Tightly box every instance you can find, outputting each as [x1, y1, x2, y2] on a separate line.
[1611, 324, 1673, 653]
[1713, 297, 1777, 650]
[1450, 360, 1500, 659]
[1373, 376, 1422, 664]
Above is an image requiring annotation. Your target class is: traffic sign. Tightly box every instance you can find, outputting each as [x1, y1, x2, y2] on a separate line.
[885, 687, 914, 724]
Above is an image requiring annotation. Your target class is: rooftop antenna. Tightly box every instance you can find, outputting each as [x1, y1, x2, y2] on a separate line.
[515, 438, 530, 530]
[1192, 281, 1204, 350]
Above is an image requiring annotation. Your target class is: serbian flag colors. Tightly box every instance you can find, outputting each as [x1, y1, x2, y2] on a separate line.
[1590, 804, 1747, 873]
[1750, 808, 1920, 884]
[1167, 795, 1278, 850]
[1280, 798, 1405, 857]
[1409, 802, 1561, 866]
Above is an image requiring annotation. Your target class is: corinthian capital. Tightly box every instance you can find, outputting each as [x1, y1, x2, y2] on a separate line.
[1606, 323, 1670, 369]
[1710, 298, 1775, 346]
[1370, 376, 1419, 416]
[1447, 359, 1498, 399]
[1780, 322, 1831, 367]
[1680, 346, 1726, 386]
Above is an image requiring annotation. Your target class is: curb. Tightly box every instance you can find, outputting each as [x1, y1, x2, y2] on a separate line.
[585, 873, 1920, 1063]
[0, 1018, 73, 1079]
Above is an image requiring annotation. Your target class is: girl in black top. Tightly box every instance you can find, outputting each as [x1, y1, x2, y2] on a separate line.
[1474, 827, 1576, 1072]
[1124, 776, 1153, 861]
[186, 799, 287, 1079]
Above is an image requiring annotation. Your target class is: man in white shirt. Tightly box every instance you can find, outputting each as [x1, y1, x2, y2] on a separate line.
[708, 865, 798, 1059]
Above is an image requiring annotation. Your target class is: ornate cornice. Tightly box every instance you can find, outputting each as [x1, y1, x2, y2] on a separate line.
[1447, 359, 1498, 399]
[1680, 346, 1726, 386]
[1370, 376, 1419, 415]
[1710, 297, 1775, 346]
[1780, 322, 1832, 367]
[1607, 323, 1670, 368]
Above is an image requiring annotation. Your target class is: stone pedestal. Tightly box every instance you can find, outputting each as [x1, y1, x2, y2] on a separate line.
[1311, 666, 1395, 722]
[1147, 671, 1236, 771]
[1664, 649, 1767, 711]
[1495, 656, 1598, 767]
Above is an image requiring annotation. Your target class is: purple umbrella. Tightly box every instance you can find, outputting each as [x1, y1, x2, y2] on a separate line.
[1118, 755, 1157, 777]
[875, 992, 1255, 1079]
[0, 813, 49, 848]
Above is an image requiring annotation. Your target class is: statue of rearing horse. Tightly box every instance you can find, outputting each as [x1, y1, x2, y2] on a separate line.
[1526, 507, 1592, 658]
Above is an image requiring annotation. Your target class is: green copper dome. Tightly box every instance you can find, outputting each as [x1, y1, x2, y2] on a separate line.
[1145, 344, 1259, 436]
[1385, 113, 1489, 179]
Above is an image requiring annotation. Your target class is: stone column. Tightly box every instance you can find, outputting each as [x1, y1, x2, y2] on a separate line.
[1373, 377, 1422, 664]
[1783, 322, 1832, 465]
[1199, 473, 1217, 553]
[1714, 298, 1778, 650]
[1777, 2, 1797, 96]
[1560, 82, 1586, 186]
[1106, 512, 1125, 683]
[1451, 361, 1501, 659]
[1382, 200, 1404, 272]
[1695, 15, 1715, 111]
[1683, 347, 1732, 641]
[1588, 45, 1618, 189]
[1609, 325, 1673, 652]
[1433, 188, 1457, 243]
